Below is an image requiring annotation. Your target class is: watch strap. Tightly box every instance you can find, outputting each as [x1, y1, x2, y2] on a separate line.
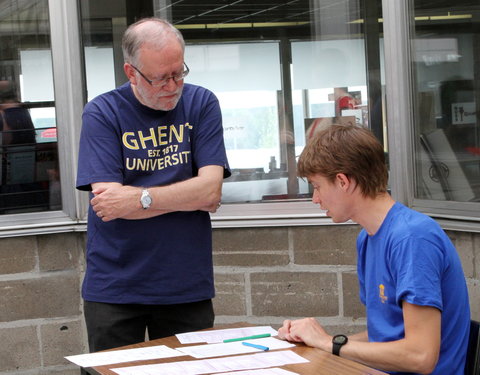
[332, 334, 348, 356]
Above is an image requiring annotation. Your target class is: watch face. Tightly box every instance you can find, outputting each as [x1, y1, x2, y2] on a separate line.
[141, 190, 152, 208]
[143, 196, 152, 205]
[333, 335, 348, 345]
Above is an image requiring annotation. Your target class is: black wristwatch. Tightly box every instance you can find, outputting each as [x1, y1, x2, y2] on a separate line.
[332, 334, 348, 356]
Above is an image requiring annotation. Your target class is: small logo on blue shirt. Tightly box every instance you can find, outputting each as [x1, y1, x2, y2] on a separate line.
[379, 284, 388, 304]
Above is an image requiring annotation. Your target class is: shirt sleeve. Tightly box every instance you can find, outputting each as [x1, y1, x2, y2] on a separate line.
[191, 90, 231, 178]
[76, 101, 125, 191]
[390, 236, 444, 311]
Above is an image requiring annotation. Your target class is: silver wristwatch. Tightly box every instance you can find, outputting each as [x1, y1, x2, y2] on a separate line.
[140, 189, 152, 209]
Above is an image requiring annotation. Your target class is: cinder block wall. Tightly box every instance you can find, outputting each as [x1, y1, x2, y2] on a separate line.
[0, 226, 478, 374]
[0, 233, 87, 375]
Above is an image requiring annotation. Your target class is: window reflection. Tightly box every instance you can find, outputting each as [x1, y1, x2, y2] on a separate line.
[0, 0, 61, 213]
[413, 2, 480, 202]
[80, 0, 384, 204]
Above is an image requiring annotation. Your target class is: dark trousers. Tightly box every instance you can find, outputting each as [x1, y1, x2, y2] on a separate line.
[84, 299, 214, 352]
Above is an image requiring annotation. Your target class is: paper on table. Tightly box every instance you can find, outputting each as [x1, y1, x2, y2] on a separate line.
[112, 350, 309, 375]
[65, 345, 185, 367]
[176, 326, 278, 344]
[218, 368, 298, 375]
[176, 337, 295, 359]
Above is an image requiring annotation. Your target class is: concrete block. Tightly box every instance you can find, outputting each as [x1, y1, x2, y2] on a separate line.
[446, 230, 474, 278]
[0, 326, 40, 372]
[474, 233, 480, 280]
[324, 323, 367, 336]
[39, 368, 81, 375]
[213, 228, 289, 266]
[38, 233, 83, 272]
[213, 273, 246, 316]
[292, 225, 360, 265]
[342, 272, 365, 319]
[0, 236, 37, 274]
[0, 273, 80, 322]
[41, 320, 86, 366]
[467, 278, 480, 321]
[251, 272, 338, 317]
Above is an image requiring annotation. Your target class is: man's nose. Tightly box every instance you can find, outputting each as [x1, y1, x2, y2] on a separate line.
[312, 189, 320, 204]
[162, 77, 180, 91]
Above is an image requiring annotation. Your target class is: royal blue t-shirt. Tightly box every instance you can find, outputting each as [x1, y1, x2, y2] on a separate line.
[357, 202, 470, 375]
[76, 82, 230, 305]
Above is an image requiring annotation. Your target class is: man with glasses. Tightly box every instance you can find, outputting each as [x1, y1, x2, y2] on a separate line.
[76, 18, 230, 352]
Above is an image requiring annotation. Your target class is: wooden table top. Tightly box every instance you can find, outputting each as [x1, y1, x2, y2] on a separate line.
[84, 324, 388, 375]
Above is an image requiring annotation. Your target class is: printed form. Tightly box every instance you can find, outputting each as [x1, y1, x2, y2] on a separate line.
[65, 345, 184, 367]
[176, 337, 295, 358]
[176, 326, 278, 344]
[112, 350, 308, 375]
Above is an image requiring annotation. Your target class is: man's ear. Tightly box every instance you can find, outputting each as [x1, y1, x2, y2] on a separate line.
[124, 63, 137, 84]
[336, 173, 350, 189]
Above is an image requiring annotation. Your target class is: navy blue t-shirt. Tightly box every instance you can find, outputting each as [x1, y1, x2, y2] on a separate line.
[357, 202, 470, 375]
[76, 82, 230, 304]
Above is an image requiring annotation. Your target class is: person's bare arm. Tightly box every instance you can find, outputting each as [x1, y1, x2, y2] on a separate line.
[278, 302, 441, 374]
[90, 165, 224, 221]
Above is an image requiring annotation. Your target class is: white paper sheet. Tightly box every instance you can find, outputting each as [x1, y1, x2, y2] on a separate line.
[65, 345, 185, 367]
[176, 337, 295, 359]
[176, 326, 278, 344]
[218, 369, 298, 375]
[112, 350, 308, 375]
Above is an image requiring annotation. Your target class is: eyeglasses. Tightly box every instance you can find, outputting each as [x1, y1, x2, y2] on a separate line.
[131, 62, 189, 87]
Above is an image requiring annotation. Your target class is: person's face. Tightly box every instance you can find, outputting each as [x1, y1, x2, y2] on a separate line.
[126, 40, 185, 111]
[308, 173, 351, 223]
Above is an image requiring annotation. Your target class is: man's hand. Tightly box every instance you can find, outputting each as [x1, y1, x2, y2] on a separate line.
[278, 318, 332, 350]
[91, 183, 141, 221]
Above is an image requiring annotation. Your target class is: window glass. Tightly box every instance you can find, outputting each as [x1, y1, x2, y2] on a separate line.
[80, 0, 384, 205]
[0, 0, 61, 214]
[412, 1, 480, 203]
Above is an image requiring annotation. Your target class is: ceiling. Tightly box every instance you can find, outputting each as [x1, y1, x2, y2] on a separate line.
[163, 0, 363, 27]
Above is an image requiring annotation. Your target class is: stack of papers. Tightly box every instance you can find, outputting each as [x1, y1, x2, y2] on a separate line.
[65, 326, 307, 375]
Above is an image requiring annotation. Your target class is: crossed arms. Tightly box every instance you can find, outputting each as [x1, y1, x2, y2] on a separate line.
[90, 165, 224, 221]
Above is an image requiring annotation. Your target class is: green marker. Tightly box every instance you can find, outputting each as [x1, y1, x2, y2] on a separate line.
[223, 333, 271, 343]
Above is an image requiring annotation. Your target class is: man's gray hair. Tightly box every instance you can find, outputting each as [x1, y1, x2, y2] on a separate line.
[122, 18, 185, 66]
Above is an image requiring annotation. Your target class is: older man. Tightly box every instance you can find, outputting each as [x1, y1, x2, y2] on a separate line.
[77, 17, 230, 351]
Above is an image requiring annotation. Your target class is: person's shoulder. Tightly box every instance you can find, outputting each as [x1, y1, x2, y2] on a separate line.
[389, 202, 446, 244]
[393, 202, 435, 226]
[84, 83, 130, 110]
[182, 83, 217, 99]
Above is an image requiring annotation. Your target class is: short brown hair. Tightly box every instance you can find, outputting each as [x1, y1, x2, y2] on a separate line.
[297, 124, 388, 198]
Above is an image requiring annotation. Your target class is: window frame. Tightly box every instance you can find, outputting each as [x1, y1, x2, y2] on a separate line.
[0, 0, 87, 237]
[382, 0, 480, 232]
[2, 0, 479, 237]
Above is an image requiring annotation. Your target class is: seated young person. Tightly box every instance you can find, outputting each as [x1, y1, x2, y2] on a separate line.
[278, 124, 470, 375]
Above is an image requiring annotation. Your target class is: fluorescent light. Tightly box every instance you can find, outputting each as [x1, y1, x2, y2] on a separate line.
[176, 21, 310, 30]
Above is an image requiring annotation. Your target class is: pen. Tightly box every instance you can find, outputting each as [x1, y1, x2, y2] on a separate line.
[242, 341, 270, 351]
[223, 333, 271, 343]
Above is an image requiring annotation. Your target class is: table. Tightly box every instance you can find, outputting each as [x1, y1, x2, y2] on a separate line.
[80, 324, 388, 375]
